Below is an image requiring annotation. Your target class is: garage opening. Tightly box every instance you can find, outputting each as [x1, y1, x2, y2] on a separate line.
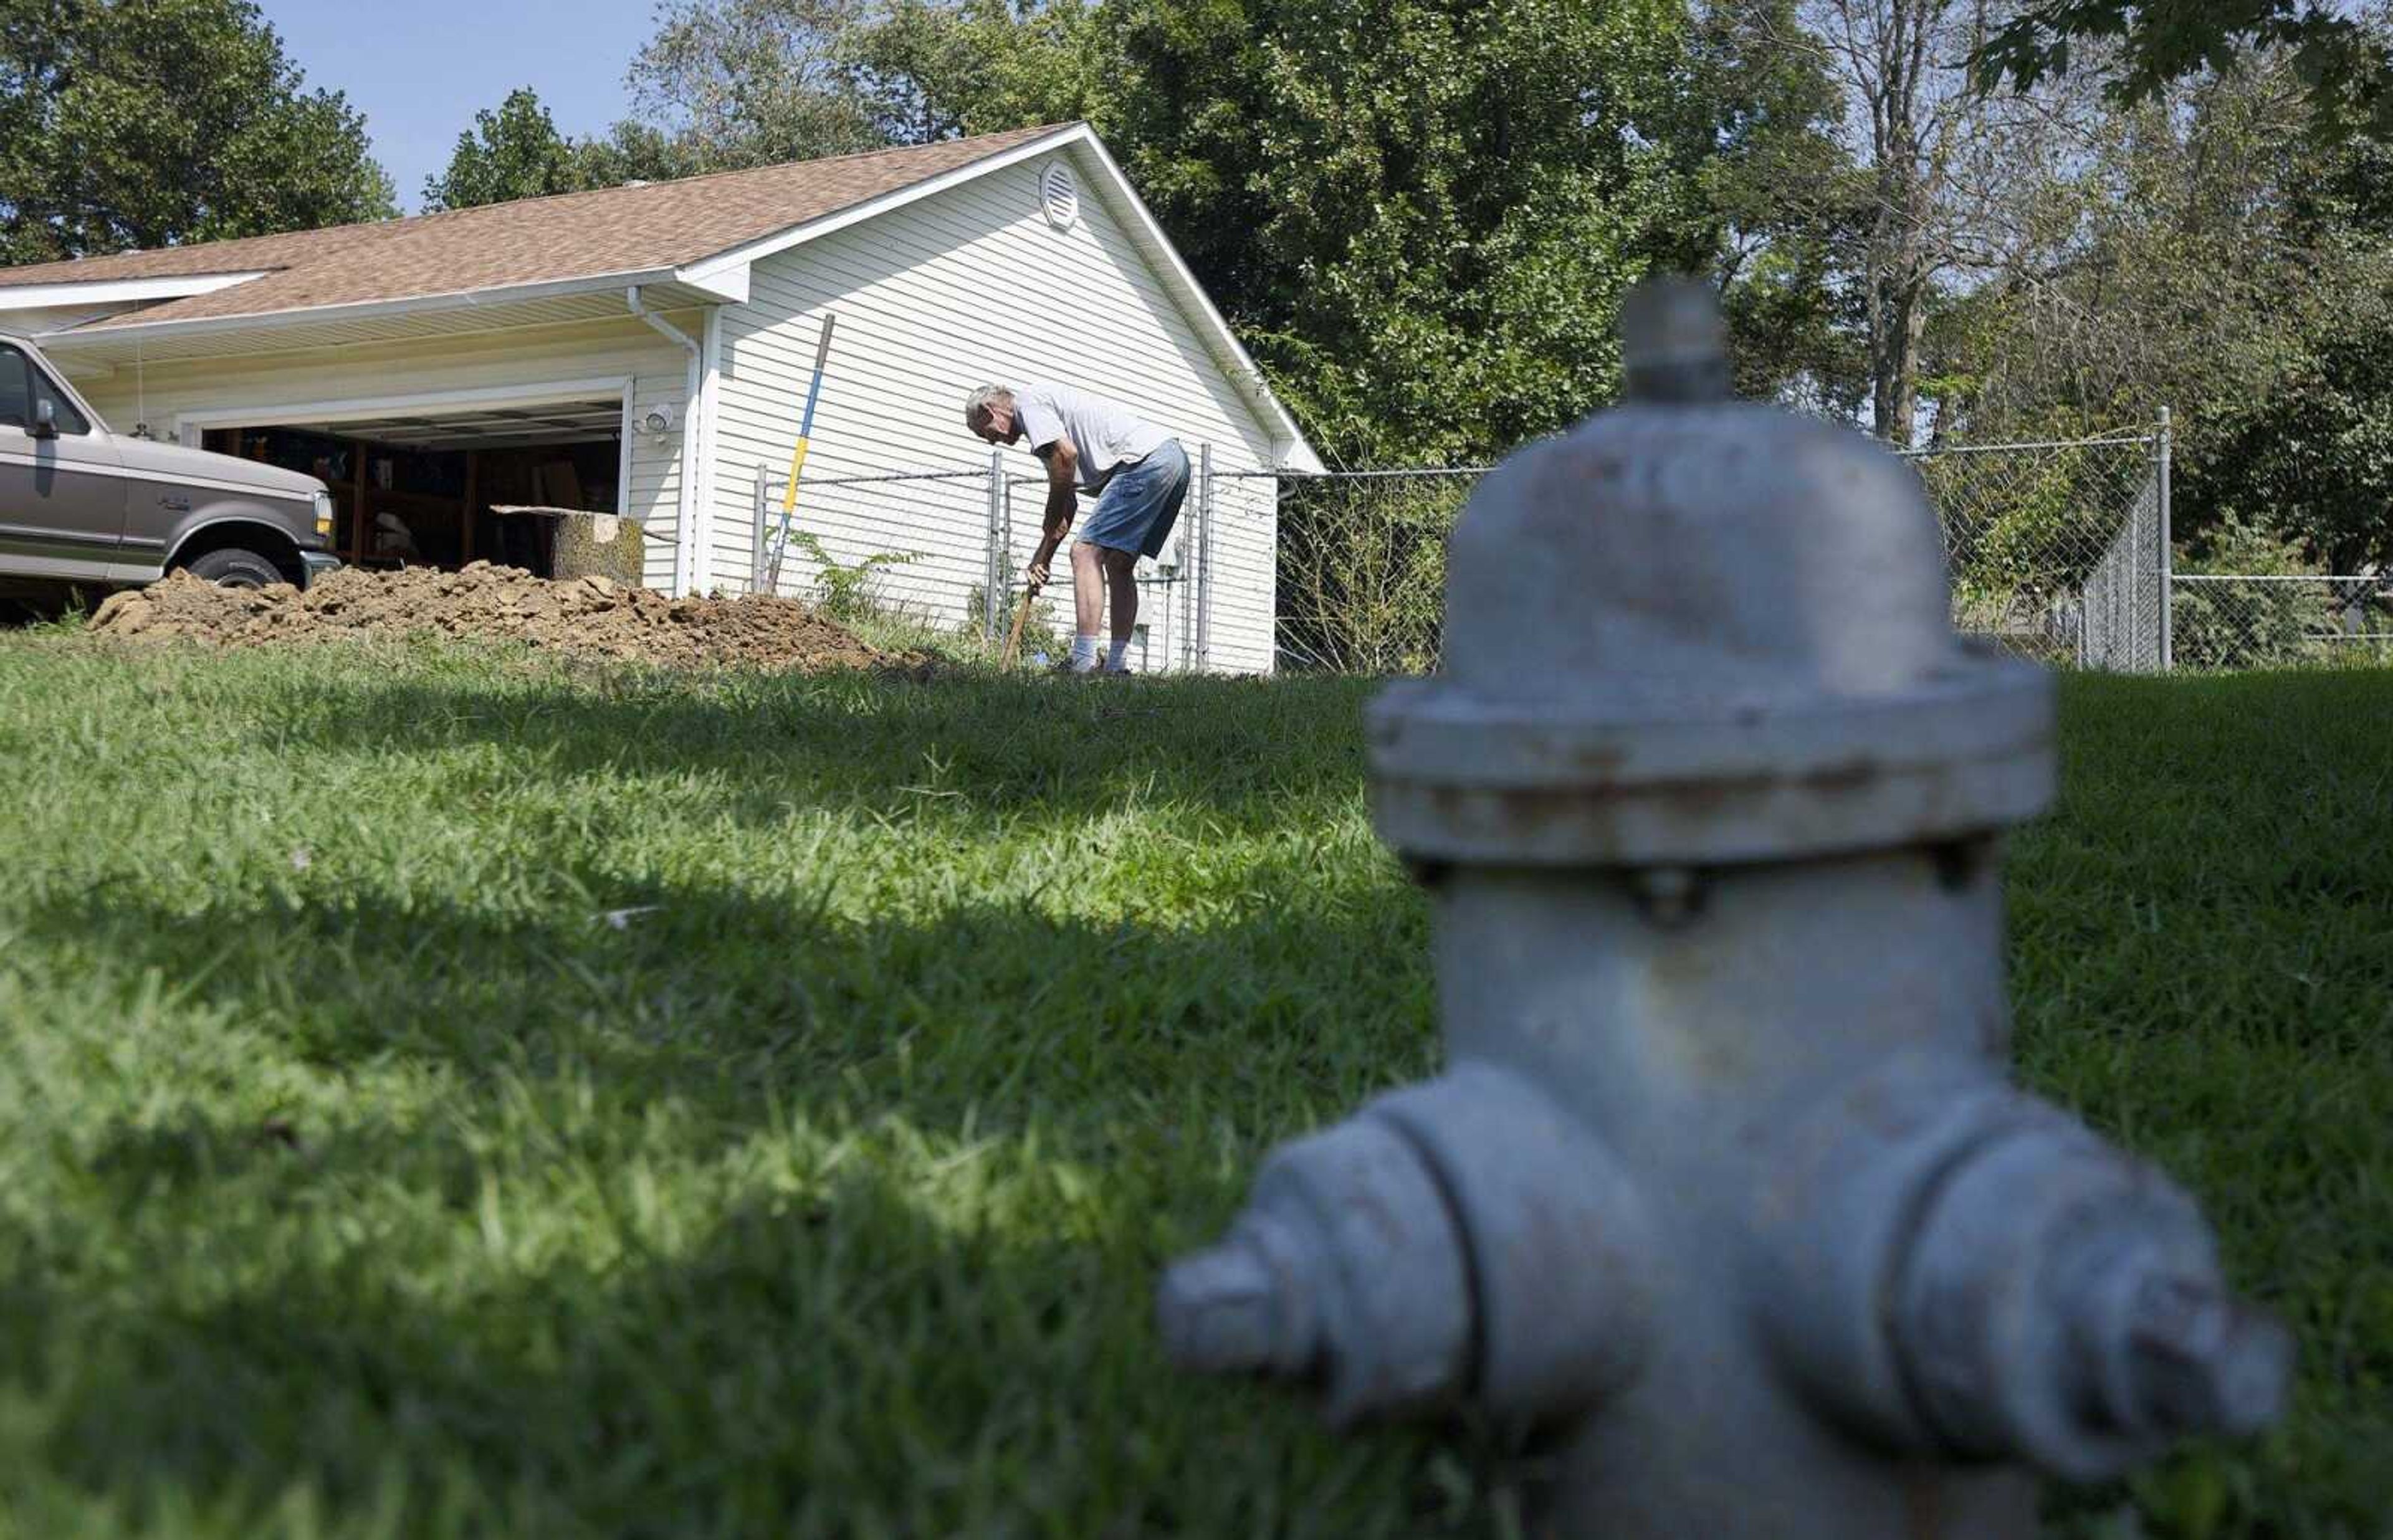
[199, 396, 626, 579]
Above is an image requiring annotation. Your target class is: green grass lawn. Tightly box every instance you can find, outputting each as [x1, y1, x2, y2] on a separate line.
[0, 634, 2386, 1540]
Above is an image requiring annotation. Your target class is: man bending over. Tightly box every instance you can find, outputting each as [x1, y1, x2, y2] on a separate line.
[965, 383, 1188, 674]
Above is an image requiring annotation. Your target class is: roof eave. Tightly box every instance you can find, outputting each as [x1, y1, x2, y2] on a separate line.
[31, 266, 720, 346]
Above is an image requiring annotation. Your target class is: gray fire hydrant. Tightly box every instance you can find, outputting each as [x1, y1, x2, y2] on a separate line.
[1157, 278, 2291, 1537]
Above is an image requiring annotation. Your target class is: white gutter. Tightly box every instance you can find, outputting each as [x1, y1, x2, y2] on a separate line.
[697, 305, 724, 593]
[38, 267, 699, 345]
[629, 285, 703, 597]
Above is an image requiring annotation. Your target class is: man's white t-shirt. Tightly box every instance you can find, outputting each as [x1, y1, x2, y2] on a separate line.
[1011, 383, 1171, 492]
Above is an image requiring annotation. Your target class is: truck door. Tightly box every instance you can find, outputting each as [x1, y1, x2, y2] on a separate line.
[0, 343, 123, 581]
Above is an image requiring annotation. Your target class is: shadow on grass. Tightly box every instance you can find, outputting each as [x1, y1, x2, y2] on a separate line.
[0, 871, 1492, 1534]
[9, 868, 1438, 1146]
[246, 660, 1385, 829]
[0, 1169, 1503, 1538]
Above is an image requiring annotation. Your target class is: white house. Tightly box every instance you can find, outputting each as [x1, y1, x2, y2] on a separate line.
[0, 122, 1321, 673]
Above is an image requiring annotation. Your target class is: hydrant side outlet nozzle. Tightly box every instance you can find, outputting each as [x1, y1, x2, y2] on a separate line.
[1157, 1114, 1474, 1426]
[1158, 275, 2291, 1536]
[1154, 1068, 1656, 1428]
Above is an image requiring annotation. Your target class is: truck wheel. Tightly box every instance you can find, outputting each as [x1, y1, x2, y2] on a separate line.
[179, 548, 284, 589]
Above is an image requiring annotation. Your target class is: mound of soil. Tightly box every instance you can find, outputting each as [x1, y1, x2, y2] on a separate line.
[88, 564, 899, 672]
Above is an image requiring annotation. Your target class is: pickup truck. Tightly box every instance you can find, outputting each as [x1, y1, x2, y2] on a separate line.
[0, 331, 340, 596]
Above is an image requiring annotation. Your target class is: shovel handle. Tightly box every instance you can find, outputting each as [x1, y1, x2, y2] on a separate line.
[1003, 579, 1041, 667]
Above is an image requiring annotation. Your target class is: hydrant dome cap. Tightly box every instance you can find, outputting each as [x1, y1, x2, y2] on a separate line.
[1368, 280, 2055, 865]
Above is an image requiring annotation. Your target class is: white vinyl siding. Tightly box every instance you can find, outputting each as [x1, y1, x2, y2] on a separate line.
[712, 145, 1283, 673]
[75, 318, 694, 592]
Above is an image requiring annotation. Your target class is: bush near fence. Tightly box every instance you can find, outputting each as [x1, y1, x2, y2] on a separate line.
[1273, 470, 1480, 675]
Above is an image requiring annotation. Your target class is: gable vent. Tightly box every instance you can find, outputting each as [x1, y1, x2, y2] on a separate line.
[1040, 161, 1079, 230]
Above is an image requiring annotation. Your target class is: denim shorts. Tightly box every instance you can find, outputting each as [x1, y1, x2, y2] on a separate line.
[1079, 440, 1190, 558]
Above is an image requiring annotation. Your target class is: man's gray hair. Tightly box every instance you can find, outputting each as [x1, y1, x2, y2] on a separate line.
[963, 384, 1013, 427]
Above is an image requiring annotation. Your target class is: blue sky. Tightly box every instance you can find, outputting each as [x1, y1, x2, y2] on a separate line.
[262, 1, 661, 212]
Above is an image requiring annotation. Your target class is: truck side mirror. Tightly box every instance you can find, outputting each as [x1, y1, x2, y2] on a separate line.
[31, 399, 57, 440]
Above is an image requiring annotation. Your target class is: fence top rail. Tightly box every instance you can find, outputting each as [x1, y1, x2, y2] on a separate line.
[1221, 465, 1497, 481]
[1901, 430, 2155, 458]
[2173, 573, 2390, 585]
[1231, 433, 2155, 478]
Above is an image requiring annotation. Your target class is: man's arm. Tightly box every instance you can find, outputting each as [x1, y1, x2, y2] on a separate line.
[1026, 437, 1079, 587]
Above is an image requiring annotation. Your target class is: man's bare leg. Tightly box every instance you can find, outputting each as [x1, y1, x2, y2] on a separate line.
[1106, 549, 1139, 641]
[1064, 539, 1108, 669]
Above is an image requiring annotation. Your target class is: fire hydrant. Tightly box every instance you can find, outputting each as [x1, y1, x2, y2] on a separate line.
[1156, 278, 2291, 1536]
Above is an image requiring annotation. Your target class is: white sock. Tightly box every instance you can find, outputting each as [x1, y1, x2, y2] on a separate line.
[1071, 634, 1101, 671]
[1107, 639, 1132, 672]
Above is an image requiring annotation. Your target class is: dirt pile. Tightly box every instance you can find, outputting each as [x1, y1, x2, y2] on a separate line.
[88, 564, 900, 672]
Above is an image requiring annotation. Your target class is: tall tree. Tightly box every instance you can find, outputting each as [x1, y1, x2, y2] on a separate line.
[0, 0, 393, 265]
[422, 89, 701, 212]
[1925, 51, 2393, 566]
[840, 0, 1840, 462]
[628, 0, 889, 171]
[1767, 0, 2051, 445]
[1658, 0, 1871, 413]
[422, 88, 585, 212]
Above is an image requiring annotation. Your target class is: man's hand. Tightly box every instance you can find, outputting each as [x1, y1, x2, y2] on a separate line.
[1027, 525, 1064, 587]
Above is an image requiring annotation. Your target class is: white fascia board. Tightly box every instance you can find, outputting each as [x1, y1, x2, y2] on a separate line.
[33, 267, 693, 344]
[0, 270, 269, 312]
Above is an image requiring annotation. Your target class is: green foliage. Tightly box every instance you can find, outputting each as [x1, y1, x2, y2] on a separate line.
[629, 0, 891, 169]
[2169, 514, 2334, 670]
[2189, 258, 2393, 573]
[1276, 474, 1469, 673]
[1926, 435, 2133, 614]
[1923, 53, 2393, 568]
[1974, 0, 2393, 136]
[421, 88, 586, 212]
[0, 0, 394, 265]
[786, 528, 920, 623]
[421, 89, 703, 212]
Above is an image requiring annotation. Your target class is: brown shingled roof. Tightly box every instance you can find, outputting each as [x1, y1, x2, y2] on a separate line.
[0, 125, 1074, 329]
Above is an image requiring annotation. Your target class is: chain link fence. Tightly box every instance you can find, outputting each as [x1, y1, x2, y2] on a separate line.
[1903, 427, 2171, 669]
[1257, 423, 2198, 675]
[1226, 467, 1484, 675]
[2170, 576, 2393, 669]
[750, 449, 1223, 672]
[738, 424, 2386, 677]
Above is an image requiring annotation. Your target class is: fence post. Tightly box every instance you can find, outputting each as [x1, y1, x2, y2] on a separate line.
[986, 448, 1004, 645]
[752, 464, 770, 595]
[2157, 407, 2174, 672]
[1196, 444, 1215, 673]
